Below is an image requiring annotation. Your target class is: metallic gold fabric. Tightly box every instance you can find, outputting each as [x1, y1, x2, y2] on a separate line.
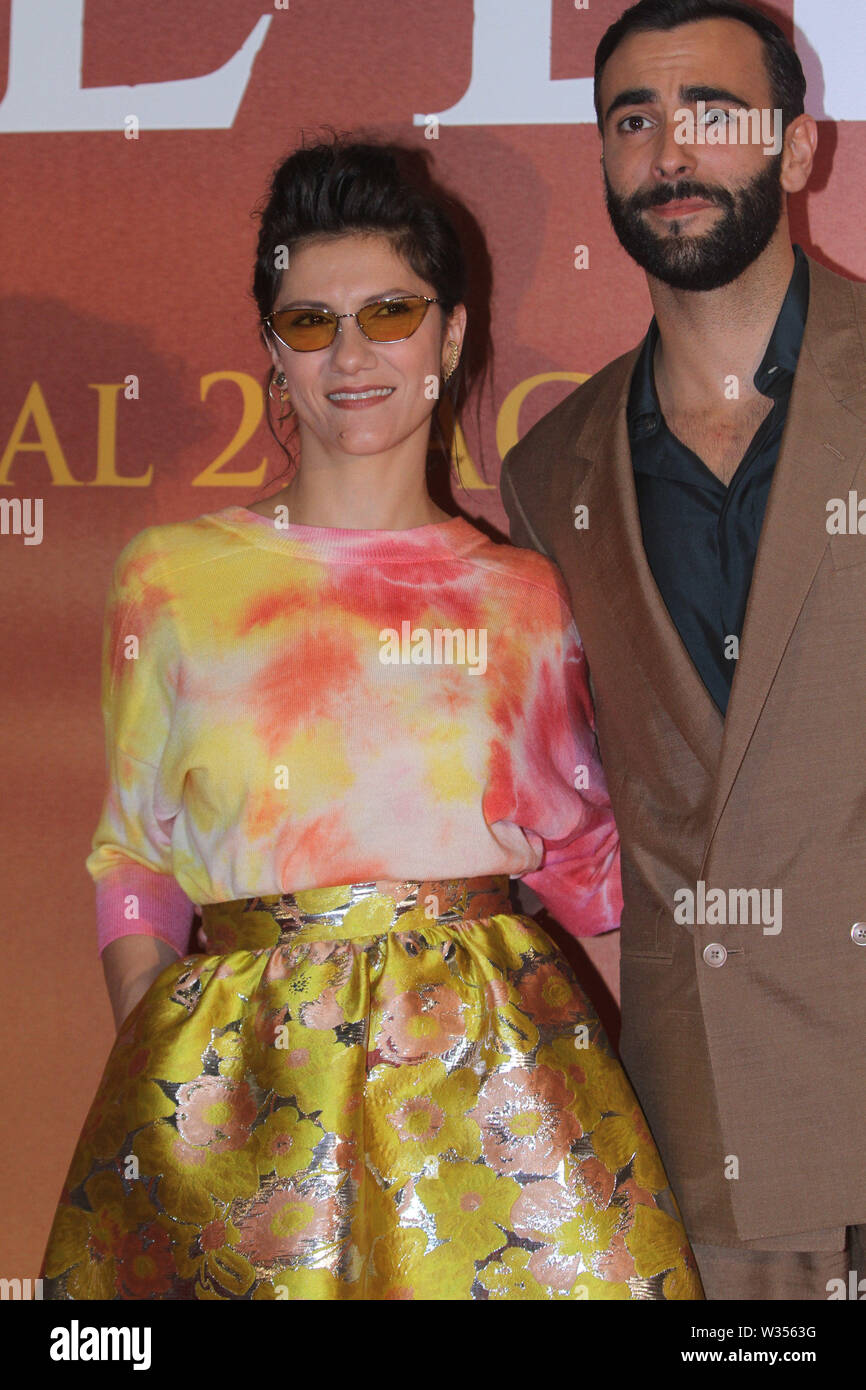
[42, 879, 703, 1299]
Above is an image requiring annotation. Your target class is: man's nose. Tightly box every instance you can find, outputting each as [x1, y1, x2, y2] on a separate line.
[651, 117, 699, 182]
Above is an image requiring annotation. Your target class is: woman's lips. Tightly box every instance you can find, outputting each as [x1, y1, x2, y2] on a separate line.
[326, 386, 396, 410]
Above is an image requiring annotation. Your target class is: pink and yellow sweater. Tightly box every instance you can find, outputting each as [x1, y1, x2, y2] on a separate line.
[88, 506, 622, 955]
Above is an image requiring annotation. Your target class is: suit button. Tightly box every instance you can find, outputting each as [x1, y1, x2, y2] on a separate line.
[703, 942, 727, 967]
[851, 923, 866, 946]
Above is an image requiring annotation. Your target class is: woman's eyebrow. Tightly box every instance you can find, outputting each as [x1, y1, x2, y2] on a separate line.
[276, 287, 418, 311]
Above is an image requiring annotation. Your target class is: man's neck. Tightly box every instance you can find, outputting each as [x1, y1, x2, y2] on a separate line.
[650, 229, 797, 413]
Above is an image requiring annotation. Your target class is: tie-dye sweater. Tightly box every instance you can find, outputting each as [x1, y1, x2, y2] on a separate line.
[89, 506, 622, 956]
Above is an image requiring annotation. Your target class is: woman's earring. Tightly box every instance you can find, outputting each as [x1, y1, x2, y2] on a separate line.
[442, 341, 460, 384]
[268, 370, 291, 406]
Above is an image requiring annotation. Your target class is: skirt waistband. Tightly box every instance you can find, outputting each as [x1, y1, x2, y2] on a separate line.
[198, 876, 513, 952]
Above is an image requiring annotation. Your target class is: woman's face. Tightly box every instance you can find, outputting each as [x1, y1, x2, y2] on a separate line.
[265, 231, 465, 464]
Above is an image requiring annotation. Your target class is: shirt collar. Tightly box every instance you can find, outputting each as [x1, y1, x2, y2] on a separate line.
[627, 243, 811, 441]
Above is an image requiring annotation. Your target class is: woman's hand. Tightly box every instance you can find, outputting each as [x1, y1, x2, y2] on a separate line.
[101, 935, 182, 1031]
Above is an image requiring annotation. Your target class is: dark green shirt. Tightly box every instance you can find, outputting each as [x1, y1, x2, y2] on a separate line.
[626, 244, 810, 715]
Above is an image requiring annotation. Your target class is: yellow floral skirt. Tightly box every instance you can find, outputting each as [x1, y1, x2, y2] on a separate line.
[42, 876, 703, 1300]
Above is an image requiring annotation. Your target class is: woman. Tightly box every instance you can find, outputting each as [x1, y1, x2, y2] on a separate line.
[42, 139, 702, 1301]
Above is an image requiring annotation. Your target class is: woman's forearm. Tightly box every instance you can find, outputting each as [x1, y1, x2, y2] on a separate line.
[101, 934, 182, 1030]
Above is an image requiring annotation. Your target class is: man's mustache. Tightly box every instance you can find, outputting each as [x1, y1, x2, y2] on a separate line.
[625, 181, 734, 214]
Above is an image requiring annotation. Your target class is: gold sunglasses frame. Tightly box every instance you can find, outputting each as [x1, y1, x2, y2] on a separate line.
[262, 295, 441, 352]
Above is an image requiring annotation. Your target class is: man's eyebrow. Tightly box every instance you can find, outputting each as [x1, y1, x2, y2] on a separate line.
[604, 83, 756, 125]
[680, 84, 754, 108]
[604, 87, 658, 124]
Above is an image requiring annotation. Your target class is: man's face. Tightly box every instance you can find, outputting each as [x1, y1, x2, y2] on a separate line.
[598, 17, 785, 291]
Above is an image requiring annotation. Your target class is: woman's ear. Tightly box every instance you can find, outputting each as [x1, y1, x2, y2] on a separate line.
[442, 302, 468, 371]
[450, 302, 467, 351]
[264, 330, 285, 378]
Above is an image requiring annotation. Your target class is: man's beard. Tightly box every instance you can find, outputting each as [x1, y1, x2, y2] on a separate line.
[603, 156, 784, 291]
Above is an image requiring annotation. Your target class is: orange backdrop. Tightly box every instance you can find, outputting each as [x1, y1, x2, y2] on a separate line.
[1, 0, 863, 1279]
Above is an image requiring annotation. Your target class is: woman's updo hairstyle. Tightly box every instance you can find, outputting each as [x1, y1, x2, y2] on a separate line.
[252, 134, 469, 468]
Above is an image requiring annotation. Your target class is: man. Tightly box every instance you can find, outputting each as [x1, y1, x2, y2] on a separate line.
[501, 0, 866, 1300]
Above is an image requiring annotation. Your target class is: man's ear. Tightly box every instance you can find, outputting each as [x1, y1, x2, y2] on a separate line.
[780, 113, 818, 195]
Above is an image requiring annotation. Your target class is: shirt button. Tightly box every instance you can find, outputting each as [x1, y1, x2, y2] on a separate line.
[703, 942, 728, 967]
[851, 923, 866, 946]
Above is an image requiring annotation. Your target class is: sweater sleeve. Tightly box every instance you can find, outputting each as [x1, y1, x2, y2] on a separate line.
[517, 588, 622, 938]
[86, 531, 196, 958]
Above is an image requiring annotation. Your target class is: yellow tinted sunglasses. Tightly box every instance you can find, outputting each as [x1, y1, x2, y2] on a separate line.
[263, 295, 440, 352]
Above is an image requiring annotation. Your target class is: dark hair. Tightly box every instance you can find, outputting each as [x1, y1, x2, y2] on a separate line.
[594, 0, 806, 135]
[251, 135, 468, 473]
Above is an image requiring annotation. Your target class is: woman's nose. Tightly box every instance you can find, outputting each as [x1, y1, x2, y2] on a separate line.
[328, 314, 379, 370]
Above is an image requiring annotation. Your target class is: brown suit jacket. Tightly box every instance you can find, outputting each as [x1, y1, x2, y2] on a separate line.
[501, 255, 866, 1245]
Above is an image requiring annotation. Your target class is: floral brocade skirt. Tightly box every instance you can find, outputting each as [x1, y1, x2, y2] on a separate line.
[42, 876, 703, 1301]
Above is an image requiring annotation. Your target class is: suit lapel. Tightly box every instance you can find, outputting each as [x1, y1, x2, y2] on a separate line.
[564, 261, 866, 866]
[700, 261, 866, 869]
[569, 354, 725, 775]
